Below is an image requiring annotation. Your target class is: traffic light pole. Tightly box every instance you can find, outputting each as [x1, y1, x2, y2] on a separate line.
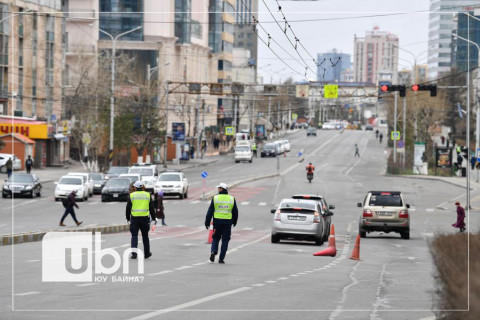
[393, 92, 398, 163]
[403, 96, 406, 168]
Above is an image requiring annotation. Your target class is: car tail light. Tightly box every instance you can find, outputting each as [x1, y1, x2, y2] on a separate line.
[313, 211, 320, 223]
[363, 209, 373, 217]
[274, 209, 281, 221]
[399, 210, 409, 218]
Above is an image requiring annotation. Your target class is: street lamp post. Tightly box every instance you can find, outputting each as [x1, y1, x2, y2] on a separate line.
[91, 25, 142, 167]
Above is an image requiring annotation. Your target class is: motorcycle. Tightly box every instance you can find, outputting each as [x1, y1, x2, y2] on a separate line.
[307, 172, 313, 183]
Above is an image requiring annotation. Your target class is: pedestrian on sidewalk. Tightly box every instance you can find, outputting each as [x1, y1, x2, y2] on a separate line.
[354, 144, 360, 157]
[471, 154, 477, 170]
[25, 155, 33, 173]
[190, 145, 195, 159]
[452, 202, 466, 232]
[154, 190, 167, 226]
[205, 183, 238, 264]
[59, 190, 83, 226]
[6, 158, 12, 178]
[379, 133, 383, 143]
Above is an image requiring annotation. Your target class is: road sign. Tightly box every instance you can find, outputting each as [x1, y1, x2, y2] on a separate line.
[324, 84, 338, 99]
[201, 171, 208, 178]
[391, 131, 400, 141]
[292, 113, 298, 120]
[477, 148, 480, 162]
[225, 127, 235, 136]
[398, 140, 405, 148]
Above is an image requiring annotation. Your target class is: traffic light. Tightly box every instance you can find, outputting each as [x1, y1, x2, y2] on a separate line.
[379, 85, 406, 97]
[411, 84, 437, 97]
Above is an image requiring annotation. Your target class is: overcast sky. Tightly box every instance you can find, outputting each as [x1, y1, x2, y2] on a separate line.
[256, 0, 430, 83]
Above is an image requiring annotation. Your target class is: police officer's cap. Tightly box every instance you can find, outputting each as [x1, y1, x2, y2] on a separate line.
[133, 181, 144, 189]
[216, 182, 228, 190]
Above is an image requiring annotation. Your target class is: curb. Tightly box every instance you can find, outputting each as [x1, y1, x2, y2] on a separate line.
[0, 223, 130, 246]
[387, 174, 475, 190]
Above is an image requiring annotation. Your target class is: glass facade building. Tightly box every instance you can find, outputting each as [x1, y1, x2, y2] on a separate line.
[99, 0, 143, 41]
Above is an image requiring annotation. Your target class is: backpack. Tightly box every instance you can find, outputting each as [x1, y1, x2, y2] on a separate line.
[62, 197, 68, 208]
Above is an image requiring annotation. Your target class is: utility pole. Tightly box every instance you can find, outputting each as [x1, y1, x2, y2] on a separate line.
[393, 92, 398, 163]
[403, 96, 406, 168]
[163, 81, 169, 168]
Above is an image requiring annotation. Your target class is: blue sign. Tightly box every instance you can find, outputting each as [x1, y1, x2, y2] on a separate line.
[458, 103, 464, 119]
[201, 171, 208, 178]
[298, 152, 303, 157]
[398, 140, 405, 148]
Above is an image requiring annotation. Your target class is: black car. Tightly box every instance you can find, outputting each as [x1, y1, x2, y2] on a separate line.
[91, 173, 105, 194]
[2, 173, 42, 198]
[261, 143, 278, 157]
[307, 127, 317, 136]
[104, 166, 130, 180]
[365, 124, 374, 131]
[101, 178, 131, 202]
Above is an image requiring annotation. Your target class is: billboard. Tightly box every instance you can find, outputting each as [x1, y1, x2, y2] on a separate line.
[436, 147, 452, 168]
[172, 122, 185, 141]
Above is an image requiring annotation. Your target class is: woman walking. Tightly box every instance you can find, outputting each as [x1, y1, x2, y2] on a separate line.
[452, 201, 466, 232]
[155, 191, 167, 226]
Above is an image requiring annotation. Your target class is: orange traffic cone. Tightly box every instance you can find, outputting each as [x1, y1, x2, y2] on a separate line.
[207, 222, 214, 244]
[313, 224, 337, 257]
[349, 234, 361, 260]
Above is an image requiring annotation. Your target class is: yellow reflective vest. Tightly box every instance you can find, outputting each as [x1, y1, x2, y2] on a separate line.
[130, 191, 150, 217]
[213, 194, 234, 220]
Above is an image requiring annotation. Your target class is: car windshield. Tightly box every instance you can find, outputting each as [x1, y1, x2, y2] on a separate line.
[105, 179, 130, 187]
[90, 173, 103, 180]
[369, 194, 403, 207]
[236, 146, 249, 152]
[120, 176, 137, 182]
[8, 175, 33, 183]
[59, 177, 82, 185]
[129, 168, 154, 176]
[279, 200, 316, 211]
[107, 167, 129, 174]
[263, 144, 275, 150]
[158, 174, 181, 181]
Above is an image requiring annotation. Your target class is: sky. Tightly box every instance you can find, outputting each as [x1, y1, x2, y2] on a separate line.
[256, 0, 431, 83]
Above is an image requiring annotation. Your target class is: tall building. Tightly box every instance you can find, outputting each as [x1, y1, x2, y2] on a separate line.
[234, 0, 258, 68]
[452, 10, 480, 72]
[353, 26, 399, 85]
[427, 0, 479, 79]
[316, 49, 351, 83]
[0, 0, 66, 167]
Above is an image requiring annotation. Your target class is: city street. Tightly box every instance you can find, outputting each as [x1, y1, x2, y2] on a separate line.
[1, 129, 477, 319]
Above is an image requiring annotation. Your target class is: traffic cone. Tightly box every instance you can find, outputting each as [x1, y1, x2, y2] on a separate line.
[349, 234, 361, 260]
[313, 224, 336, 257]
[207, 222, 214, 244]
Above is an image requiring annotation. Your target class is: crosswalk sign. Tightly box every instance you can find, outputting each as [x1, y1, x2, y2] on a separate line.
[391, 131, 400, 141]
[225, 127, 235, 136]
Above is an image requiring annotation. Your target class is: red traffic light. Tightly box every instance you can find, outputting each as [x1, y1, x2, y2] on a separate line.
[381, 85, 389, 92]
[412, 84, 419, 91]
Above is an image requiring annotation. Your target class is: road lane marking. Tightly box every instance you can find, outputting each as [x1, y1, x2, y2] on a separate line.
[426, 208, 434, 212]
[242, 227, 253, 230]
[76, 283, 99, 287]
[265, 280, 277, 284]
[258, 202, 267, 206]
[14, 291, 40, 296]
[190, 201, 200, 204]
[127, 287, 251, 319]
[175, 266, 193, 271]
[252, 284, 265, 287]
[240, 202, 249, 205]
[408, 257, 415, 260]
[277, 277, 288, 280]
[26, 259, 40, 263]
[219, 163, 241, 173]
[148, 270, 173, 276]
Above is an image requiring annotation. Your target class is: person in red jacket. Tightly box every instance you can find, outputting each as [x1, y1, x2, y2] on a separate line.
[452, 202, 466, 232]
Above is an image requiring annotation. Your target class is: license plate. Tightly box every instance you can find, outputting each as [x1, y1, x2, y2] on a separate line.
[377, 211, 394, 216]
[288, 216, 306, 221]
[113, 194, 119, 198]
[14, 191, 21, 194]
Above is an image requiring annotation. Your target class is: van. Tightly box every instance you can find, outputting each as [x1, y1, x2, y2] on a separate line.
[235, 144, 253, 163]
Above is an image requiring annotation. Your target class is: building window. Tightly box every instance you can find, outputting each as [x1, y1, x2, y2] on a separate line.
[99, 0, 143, 41]
[175, 0, 191, 43]
[191, 20, 202, 38]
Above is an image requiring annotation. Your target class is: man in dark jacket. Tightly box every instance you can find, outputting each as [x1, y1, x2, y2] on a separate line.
[205, 183, 238, 264]
[59, 190, 83, 226]
[25, 155, 33, 173]
[126, 181, 156, 259]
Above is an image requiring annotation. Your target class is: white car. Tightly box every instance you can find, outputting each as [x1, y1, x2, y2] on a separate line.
[128, 165, 158, 193]
[274, 140, 286, 153]
[155, 170, 188, 199]
[235, 144, 253, 163]
[67, 172, 93, 197]
[0, 153, 22, 173]
[54, 175, 88, 202]
[282, 139, 291, 152]
[322, 122, 335, 130]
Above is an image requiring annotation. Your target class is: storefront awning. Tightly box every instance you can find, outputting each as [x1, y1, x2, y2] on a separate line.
[0, 117, 49, 139]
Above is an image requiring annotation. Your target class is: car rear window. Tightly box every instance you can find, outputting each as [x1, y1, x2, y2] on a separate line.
[59, 177, 82, 185]
[158, 174, 181, 181]
[369, 194, 403, 207]
[279, 201, 316, 212]
[235, 146, 250, 152]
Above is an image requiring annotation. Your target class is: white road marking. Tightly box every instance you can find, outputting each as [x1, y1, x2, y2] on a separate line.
[426, 208, 434, 212]
[14, 291, 40, 296]
[26, 259, 40, 263]
[395, 244, 402, 248]
[175, 266, 193, 271]
[127, 287, 251, 319]
[190, 201, 200, 204]
[410, 208, 416, 211]
[422, 233, 434, 238]
[265, 280, 277, 284]
[290, 274, 299, 277]
[408, 257, 415, 260]
[242, 227, 253, 230]
[240, 202, 249, 205]
[76, 283, 99, 287]
[258, 202, 267, 206]
[251, 284, 265, 287]
[277, 277, 289, 280]
[148, 270, 173, 277]
[219, 163, 240, 173]
[193, 262, 206, 266]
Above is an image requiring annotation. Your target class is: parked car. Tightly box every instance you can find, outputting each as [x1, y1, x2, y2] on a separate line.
[296, 123, 309, 129]
[271, 198, 329, 245]
[67, 172, 93, 197]
[90, 173, 105, 195]
[307, 127, 317, 136]
[119, 173, 142, 193]
[282, 139, 291, 152]
[155, 170, 188, 199]
[274, 140, 286, 153]
[235, 144, 253, 163]
[128, 165, 158, 193]
[357, 191, 410, 239]
[54, 175, 88, 202]
[261, 143, 278, 157]
[2, 173, 42, 198]
[101, 178, 131, 202]
[104, 166, 130, 180]
[365, 124, 374, 131]
[322, 122, 335, 130]
[291, 194, 335, 242]
[0, 154, 22, 173]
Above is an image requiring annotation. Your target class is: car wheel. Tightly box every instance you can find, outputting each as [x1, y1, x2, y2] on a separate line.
[360, 227, 366, 238]
[55, 197, 59, 202]
[315, 236, 324, 246]
[36, 191, 41, 197]
[249, 159, 252, 163]
[271, 234, 280, 243]
[401, 230, 410, 240]
[235, 160, 239, 163]
[101, 197, 107, 202]
[89, 192, 93, 197]
[2, 193, 6, 198]
[179, 192, 184, 199]
[29, 191, 34, 198]
[184, 189, 188, 199]
[0, 165, 6, 173]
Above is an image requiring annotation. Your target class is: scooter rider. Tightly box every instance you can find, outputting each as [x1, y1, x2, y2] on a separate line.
[306, 162, 315, 178]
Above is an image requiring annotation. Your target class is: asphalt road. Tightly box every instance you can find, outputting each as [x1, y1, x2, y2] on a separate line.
[1, 129, 476, 320]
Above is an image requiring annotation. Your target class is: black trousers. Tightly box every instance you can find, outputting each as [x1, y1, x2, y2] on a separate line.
[211, 224, 232, 261]
[60, 207, 78, 224]
[130, 216, 150, 255]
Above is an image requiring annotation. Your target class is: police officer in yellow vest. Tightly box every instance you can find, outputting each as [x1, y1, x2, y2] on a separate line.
[252, 142, 257, 157]
[205, 183, 238, 264]
[126, 181, 156, 259]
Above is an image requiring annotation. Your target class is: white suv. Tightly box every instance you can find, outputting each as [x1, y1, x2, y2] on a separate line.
[234, 144, 253, 163]
[54, 175, 88, 202]
[155, 171, 188, 199]
[67, 172, 93, 197]
[129, 165, 158, 193]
